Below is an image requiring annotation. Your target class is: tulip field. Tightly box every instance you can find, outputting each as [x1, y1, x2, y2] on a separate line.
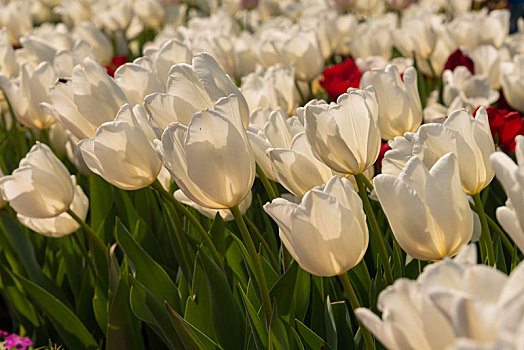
[1, 0, 524, 349]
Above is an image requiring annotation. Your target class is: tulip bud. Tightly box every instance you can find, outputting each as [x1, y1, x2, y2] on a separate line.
[155, 95, 255, 209]
[500, 55, 524, 113]
[0, 142, 74, 218]
[490, 135, 524, 253]
[361, 65, 422, 140]
[374, 153, 474, 261]
[79, 104, 162, 191]
[304, 87, 381, 175]
[264, 176, 368, 276]
[17, 177, 89, 238]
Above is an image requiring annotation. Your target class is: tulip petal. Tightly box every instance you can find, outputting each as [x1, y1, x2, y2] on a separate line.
[185, 110, 254, 208]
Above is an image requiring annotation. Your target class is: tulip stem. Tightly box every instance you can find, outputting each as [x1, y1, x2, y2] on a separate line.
[71, 233, 97, 278]
[469, 202, 515, 257]
[295, 80, 306, 105]
[355, 174, 394, 285]
[67, 209, 106, 254]
[472, 193, 495, 266]
[150, 181, 225, 272]
[338, 272, 376, 350]
[230, 205, 272, 330]
[256, 164, 277, 200]
[244, 215, 279, 270]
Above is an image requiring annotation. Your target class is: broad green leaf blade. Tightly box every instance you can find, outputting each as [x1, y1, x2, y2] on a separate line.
[129, 277, 184, 350]
[199, 251, 245, 350]
[165, 301, 205, 350]
[115, 220, 181, 312]
[11, 271, 98, 349]
[295, 319, 330, 350]
[238, 283, 268, 349]
[269, 262, 298, 317]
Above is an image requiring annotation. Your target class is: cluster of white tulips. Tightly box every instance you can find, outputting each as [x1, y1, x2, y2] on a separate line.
[0, 0, 523, 349]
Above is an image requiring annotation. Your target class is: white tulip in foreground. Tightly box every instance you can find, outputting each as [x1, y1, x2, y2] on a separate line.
[360, 65, 422, 140]
[374, 153, 473, 261]
[264, 176, 368, 276]
[304, 87, 381, 175]
[414, 107, 495, 195]
[79, 104, 162, 191]
[155, 95, 255, 209]
[356, 245, 524, 349]
[0, 142, 74, 218]
[17, 178, 89, 238]
[490, 135, 524, 253]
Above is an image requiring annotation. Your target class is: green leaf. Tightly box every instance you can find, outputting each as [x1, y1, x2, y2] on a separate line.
[129, 277, 184, 350]
[269, 262, 298, 317]
[184, 262, 217, 341]
[115, 220, 181, 312]
[238, 283, 268, 349]
[0, 213, 67, 301]
[210, 213, 226, 256]
[11, 271, 98, 349]
[106, 251, 144, 350]
[165, 301, 206, 350]
[330, 301, 355, 350]
[89, 173, 114, 232]
[324, 296, 337, 350]
[199, 251, 245, 350]
[268, 300, 288, 350]
[295, 319, 329, 350]
[293, 268, 310, 322]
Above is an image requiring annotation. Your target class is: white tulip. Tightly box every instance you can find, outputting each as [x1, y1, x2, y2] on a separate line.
[42, 57, 128, 140]
[241, 65, 297, 116]
[414, 107, 495, 195]
[490, 136, 524, 253]
[500, 54, 524, 113]
[18, 178, 89, 238]
[361, 65, 422, 140]
[0, 142, 74, 218]
[442, 67, 499, 110]
[393, 16, 437, 61]
[264, 176, 368, 276]
[247, 109, 303, 181]
[145, 53, 249, 131]
[304, 88, 381, 175]
[155, 95, 255, 209]
[374, 153, 473, 261]
[79, 104, 162, 191]
[356, 246, 524, 349]
[0, 62, 57, 129]
[114, 57, 164, 107]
